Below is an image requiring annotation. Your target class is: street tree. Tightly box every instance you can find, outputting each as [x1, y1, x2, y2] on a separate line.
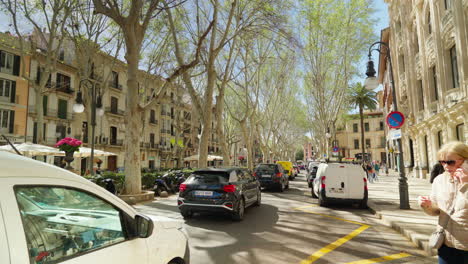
[348, 82, 377, 162]
[0, 0, 78, 144]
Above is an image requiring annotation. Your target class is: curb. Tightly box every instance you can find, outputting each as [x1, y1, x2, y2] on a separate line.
[367, 200, 437, 256]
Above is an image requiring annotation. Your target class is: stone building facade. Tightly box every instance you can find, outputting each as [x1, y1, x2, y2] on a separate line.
[380, 0, 468, 179]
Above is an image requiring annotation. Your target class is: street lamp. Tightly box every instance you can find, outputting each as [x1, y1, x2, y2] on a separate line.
[325, 128, 331, 162]
[365, 41, 410, 209]
[74, 79, 104, 176]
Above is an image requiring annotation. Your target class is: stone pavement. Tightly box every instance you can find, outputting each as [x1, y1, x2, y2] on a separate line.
[367, 169, 438, 256]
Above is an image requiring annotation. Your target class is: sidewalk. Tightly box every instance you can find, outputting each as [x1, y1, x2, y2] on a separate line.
[366, 170, 438, 256]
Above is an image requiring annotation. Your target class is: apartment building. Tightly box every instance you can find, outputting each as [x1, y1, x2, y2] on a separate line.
[335, 111, 387, 163]
[379, 0, 467, 179]
[0, 32, 29, 145]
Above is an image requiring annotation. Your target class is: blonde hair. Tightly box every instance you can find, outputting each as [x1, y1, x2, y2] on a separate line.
[437, 141, 468, 160]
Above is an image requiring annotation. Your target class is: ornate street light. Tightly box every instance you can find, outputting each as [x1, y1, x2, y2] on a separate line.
[365, 41, 410, 209]
[74, 79, 104, 176]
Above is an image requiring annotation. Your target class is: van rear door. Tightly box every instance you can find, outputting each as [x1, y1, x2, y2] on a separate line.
[345, 165, 366, 199]
[324, 164, 346, 199]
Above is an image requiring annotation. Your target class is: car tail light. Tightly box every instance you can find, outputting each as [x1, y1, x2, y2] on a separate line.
[177, 200, 183, 205]
[363, 178, 368, 191]
[275, 172, 282, 178]
[179, 184, 187, 192]
[321, 176, 326, 189]
[253, 172, 257, 177]
[223, 184, 236, 192]
[225, 202, 233, 208]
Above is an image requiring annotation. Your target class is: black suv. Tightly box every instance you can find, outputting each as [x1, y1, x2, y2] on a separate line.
[254, 163, 289, 192]
[177, 168, 261, 221]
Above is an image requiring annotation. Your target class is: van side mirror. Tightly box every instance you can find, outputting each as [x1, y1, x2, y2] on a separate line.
[135, 214, 154, 238]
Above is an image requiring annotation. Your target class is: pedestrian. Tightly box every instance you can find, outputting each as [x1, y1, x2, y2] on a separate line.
[430, 163, 445, 184]
[366, 162, 374, 183]
[373, 162, 380, 182]
[418, 141, 468, 264]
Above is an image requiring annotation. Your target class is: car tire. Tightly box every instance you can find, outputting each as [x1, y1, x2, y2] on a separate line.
[232, 198, 245, 221]
[311, 185, 318, 198]
[278, 182, 284, 192]
[254, 190, 261, 206]
[181, 211, 193, 219]
[285, 181, 289, 189]
[318, 193, 328, 207]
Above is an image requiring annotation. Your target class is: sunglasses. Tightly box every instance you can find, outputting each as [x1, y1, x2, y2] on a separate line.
[439, 160, 457, 165]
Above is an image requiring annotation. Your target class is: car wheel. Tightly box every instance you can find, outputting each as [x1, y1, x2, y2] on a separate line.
[285, 181, 289, 189]
[311, 185, 318, 198]
[318, 195, 328, 207]
[278, 182, 284, 192]
[359, 199, 368, 209]
[254, 190, 261, 206]
[181, 211, 193, 219]
[232, 198, 245, 221]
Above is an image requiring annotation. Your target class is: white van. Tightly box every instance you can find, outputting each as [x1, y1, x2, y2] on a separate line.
[0, 151, 189, 264]
[312, 163, 367, 208]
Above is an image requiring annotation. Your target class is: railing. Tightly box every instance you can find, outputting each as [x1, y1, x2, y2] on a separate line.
[105, 107, 125, 116]
[160, 129, 171, 134]
[149, 119, 158, 125]
[108, 81, 123, 90]
[110, 139, 123, 146]
[28, 107, 74, 120]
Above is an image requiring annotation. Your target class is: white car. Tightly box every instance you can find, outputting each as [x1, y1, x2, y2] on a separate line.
[0, 151, 189, 264]
[312, 163, 368, 208]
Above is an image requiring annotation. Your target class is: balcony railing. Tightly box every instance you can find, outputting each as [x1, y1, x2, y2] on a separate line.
[108, 81, 123, 90]
[28, 107, 74, 120]
[149, 118, 158, 125]
[105, 107, 125, 116]
[109, 139, 123, 146]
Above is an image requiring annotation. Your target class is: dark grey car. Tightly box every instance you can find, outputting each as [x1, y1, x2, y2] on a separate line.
[177, 168, 261, 221]
[254, 163, 289, 192]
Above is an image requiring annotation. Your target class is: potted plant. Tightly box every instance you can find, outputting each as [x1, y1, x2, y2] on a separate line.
[55, 137, 82, 170]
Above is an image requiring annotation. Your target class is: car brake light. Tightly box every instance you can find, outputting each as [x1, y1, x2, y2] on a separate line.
[179, 184, 187, 192]
[275, 172, 282, 178]
[363, 178, 368, 191]
[253, 172, 257, 177]
[223, 184, 236, 192]
[321, 176, 326, 189]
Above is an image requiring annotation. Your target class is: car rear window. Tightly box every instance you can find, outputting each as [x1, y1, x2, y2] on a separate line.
[256, 164, 276, 173]
[185, 171, 230, 185]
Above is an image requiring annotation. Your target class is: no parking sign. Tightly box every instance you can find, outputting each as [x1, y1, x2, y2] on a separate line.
[386, 111, 405, 129]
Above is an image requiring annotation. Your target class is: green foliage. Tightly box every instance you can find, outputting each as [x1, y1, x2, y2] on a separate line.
[295, 149, 304, 161]
[348, 82, 378, 111]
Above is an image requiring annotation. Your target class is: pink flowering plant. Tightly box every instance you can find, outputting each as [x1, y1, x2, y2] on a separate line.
[55, 137, 82, 152]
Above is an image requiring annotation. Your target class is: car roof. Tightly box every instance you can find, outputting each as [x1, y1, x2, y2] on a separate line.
[0, 151, 88, 183]
[194, 167, 239, 173]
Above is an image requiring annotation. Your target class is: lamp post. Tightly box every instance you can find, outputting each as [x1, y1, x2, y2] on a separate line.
[73, 79, 104, 176]
[325, 128, 331, 162]
[365, 41, 410, 209]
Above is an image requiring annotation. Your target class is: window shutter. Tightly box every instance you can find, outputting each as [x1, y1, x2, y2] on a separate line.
[0, 51, 4, 68]
[10, 81, 16, 103]
[9, 110, 14, 133]
[36, 67, 41, 84]
[13, 55, 20, 76]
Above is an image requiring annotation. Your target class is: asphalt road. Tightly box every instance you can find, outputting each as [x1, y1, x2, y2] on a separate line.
[135, 172, 437, 264]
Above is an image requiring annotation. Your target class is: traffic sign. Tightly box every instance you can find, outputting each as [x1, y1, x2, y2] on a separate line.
[333, 146, 339, 152]
[386, 111, 405, 129]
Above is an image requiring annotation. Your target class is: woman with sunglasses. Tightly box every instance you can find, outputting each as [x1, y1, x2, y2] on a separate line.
[418, 141, 468, 264]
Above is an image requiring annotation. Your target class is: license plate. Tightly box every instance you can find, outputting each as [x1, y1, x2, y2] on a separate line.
[262, 174, 271, 178]
[194, 191, 213, 197]
[330, 188, 344, 193]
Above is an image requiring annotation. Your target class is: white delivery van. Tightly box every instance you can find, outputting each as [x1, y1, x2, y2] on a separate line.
[312, 163, 367, 208]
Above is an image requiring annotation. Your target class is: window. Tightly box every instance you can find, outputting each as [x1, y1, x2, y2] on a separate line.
[110, 97, 118, 114]
[59, 50, 65, 61]
[444, 0, 452, 9]
[418, 80, 424, 110]
[0, 109, 10, 129]
[150, 109, 156, 123]
[150, 133, 155, 148]
[449, 46, 459, 89]
[0, 51, 14, 74]
[353, 123, 358, 133]
[56, 73, 71, 91]
[0, 78, 11, 99]
[354, 139, 359, 149]
[414, 28, 419, 52]
[43, 95, 48, 116]
[380, 136, 386, 147]
[427, 11, 432, 34]
[15, 186, 125, 263]
[437, 130, 443, 148]
[58, 99, 68, 119]
[365, 139, 371, 148]
[364, 123, 369, 132]
[111, 71, 119, 88]
[431, 66, 438, 101]
[379, 121, 384, 131]
[456, 123, 465, 142]
[110, 126, 117, 145]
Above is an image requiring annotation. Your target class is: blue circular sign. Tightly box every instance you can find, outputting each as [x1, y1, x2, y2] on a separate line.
[386, 111, 405, 129]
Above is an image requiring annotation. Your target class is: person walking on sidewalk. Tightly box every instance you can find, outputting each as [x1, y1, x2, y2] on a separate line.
[418, 141, 468, 264]
[373, 162, 380, 182]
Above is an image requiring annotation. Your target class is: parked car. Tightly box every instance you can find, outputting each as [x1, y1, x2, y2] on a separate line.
[177, 168, 261, 221]
[312, 163, 368, 208]
[276, 161, 295, 180]
[306, 164, 319, 188]
[292, 165, 300, 176]
[253, 163, 289, 192]
[0, 151, 190, 264]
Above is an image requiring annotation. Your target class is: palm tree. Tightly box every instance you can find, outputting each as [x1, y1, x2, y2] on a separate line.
[348, 82, 378, 162]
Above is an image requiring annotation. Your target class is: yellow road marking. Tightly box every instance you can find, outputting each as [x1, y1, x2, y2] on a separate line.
[296, 206, 367, 226]
[300, 225, 370, 264]
[344, 253, 412, 264]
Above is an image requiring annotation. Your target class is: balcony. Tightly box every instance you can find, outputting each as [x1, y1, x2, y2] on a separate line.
[140, 142, 150, 148]
[109, 139, 123, 146]
[160, 129, 171, 134]
[45, 82, 74, 95]
[425, 35, 435, 58]
[108, 81, 123, 91]
[28, 107, 74, 120]
[105, 107, 125, 116]
[149, 118, 158, 125]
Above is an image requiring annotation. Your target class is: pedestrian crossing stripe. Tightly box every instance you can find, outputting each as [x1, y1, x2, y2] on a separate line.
[343, 253, 412, 264]
[295, 205, 412, 264]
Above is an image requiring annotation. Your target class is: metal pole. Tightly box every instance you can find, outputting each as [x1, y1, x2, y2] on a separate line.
[370, 41, 409, 209]
[90, 83, 96, 176]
